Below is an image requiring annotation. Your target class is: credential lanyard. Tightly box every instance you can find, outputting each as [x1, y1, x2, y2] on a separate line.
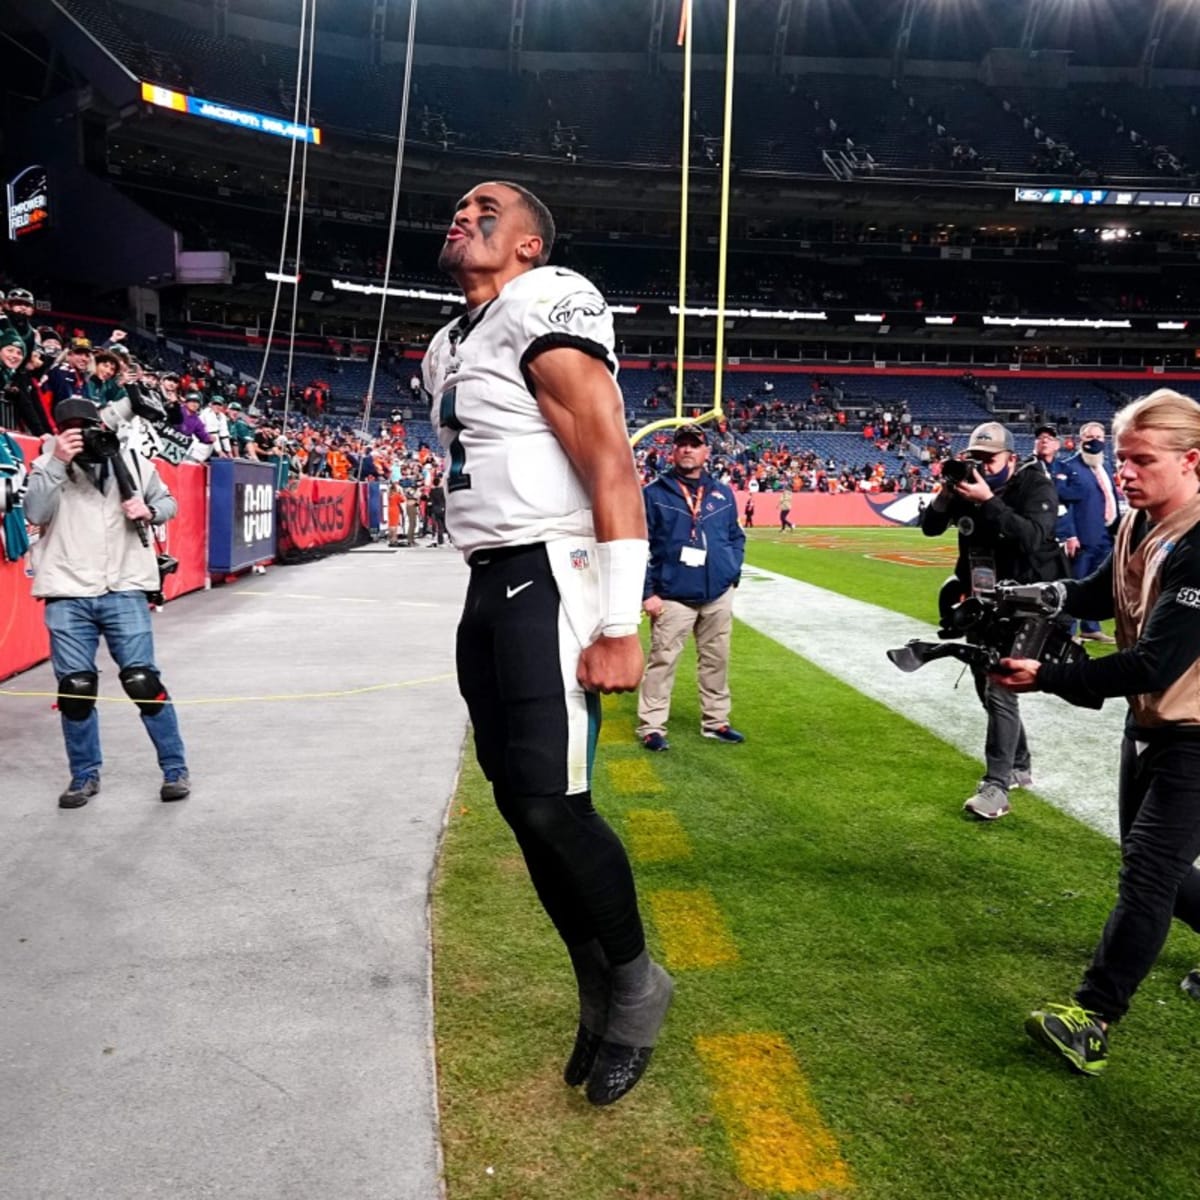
[679, 482, 705, 542]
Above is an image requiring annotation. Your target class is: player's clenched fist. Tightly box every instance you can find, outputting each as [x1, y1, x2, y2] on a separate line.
[578, 634, 644, 694]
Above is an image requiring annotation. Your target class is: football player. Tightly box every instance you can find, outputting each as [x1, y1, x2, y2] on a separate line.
[424, 181, 673, 1106]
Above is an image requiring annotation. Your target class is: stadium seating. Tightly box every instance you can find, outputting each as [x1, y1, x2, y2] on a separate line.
[60, 0, 1195, 180]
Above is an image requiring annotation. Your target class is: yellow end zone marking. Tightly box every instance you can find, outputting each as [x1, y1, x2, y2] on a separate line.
[605, 758, 665, 795]
[696, 1033, 852, 1195]
[625, 810, 692, 863]
[647, 889, 739, 969]
[599, 715, 636, 746]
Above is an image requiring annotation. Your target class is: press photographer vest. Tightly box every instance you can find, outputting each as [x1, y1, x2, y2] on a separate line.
[1113, 493, 1200, 729]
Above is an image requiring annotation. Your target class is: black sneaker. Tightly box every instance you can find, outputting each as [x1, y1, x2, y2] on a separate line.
[1180, 969, 1200, 1001]
[160, 771, 191, 802]
[642, 732, 669, 752]
[1025, 1003, 1108, 1076]
[59, 776, 100, 809]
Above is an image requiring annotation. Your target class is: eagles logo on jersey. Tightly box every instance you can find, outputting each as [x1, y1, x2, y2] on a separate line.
[549, 291, 607, 327]
[422, 266, 621, 558]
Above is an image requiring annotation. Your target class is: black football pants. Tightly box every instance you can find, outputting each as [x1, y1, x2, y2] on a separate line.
[457, 543, 646, 966]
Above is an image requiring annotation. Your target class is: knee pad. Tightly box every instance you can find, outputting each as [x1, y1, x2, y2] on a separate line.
[119, 665, 169, 717]
[58, 672, 98, 721]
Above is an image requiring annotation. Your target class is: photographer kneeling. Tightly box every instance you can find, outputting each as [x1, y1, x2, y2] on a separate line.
[993, 389, 1200, 1076]
[922, 421, 1066, 820]
[24, 397, 191, 808]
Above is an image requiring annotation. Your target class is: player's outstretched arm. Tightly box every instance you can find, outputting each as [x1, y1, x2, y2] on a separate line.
[527, 347, 647, 693]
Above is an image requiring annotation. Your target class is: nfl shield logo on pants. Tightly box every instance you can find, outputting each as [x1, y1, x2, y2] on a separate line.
[570, 548, 589, 570]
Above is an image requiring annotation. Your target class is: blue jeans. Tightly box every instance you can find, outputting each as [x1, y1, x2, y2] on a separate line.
[44, 591, 187, 781]
[972, 665, 1031, 789]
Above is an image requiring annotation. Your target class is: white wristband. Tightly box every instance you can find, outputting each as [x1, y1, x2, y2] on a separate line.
[596, 539, 648, 638]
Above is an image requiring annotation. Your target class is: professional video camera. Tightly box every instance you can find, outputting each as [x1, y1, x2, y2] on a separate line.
[887, 579, 1091, 682]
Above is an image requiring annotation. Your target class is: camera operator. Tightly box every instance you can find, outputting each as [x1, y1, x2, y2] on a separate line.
[24, 397, 191, 809]
[921, 421, 1066, 820]
[993, 389, 1200, 1076]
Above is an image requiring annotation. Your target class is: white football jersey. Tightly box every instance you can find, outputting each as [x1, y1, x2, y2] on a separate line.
[422, 266, 619, 558]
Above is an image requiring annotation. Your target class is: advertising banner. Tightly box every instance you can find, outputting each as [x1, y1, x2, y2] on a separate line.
[737, 491, 921, 528]
[0, 434, 48, 680]
[155, 460, 209, 599]
[276, 477, 361, 561]
[7, 164, 49, 241]
[208, 458, 277, 573]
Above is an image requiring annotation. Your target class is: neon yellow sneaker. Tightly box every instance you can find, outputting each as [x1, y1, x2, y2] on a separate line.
[1025, 1003, 1108, 1076]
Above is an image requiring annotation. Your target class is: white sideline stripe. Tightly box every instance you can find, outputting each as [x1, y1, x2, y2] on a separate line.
[734, 566, 1126, 840]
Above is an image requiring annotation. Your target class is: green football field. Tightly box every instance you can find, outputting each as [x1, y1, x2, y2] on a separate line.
[433, 526, 1195, 1200]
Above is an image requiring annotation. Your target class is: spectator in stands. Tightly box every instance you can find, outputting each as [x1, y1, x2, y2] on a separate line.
[225, 401, 257, 459]
[157, 372, 181, 424]
[1056, 421, 1121, 643]
[49, 338, 95, 409]
[176, 391, 213, 455]
[1, 288, 38, 359]
[24, 396, 191, 808]
[200, 396, 232, 458]
[1, 330, 52, 435]
[89, 349, 127, 410]
[921, 421, 1067, 821]
[638, 424, 746, 752]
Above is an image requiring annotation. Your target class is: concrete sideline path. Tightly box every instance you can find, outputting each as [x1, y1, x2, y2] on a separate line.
[0, 545, 469, 1200]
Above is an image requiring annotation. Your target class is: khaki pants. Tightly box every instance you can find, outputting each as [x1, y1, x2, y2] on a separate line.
[637, 588, 735, 737]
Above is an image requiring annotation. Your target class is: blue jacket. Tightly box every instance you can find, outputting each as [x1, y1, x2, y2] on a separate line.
[1053, 452, 1119, 548]
[643, 468, 745, 604]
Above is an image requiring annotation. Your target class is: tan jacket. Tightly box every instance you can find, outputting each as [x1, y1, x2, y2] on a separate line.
[1113, 494, 1200, 729]
[25, 444, 177, 598]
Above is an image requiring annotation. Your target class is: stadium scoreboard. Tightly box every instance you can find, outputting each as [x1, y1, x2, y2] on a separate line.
[1016, 186, 1200, 208]
[140, 83, 322, 145]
